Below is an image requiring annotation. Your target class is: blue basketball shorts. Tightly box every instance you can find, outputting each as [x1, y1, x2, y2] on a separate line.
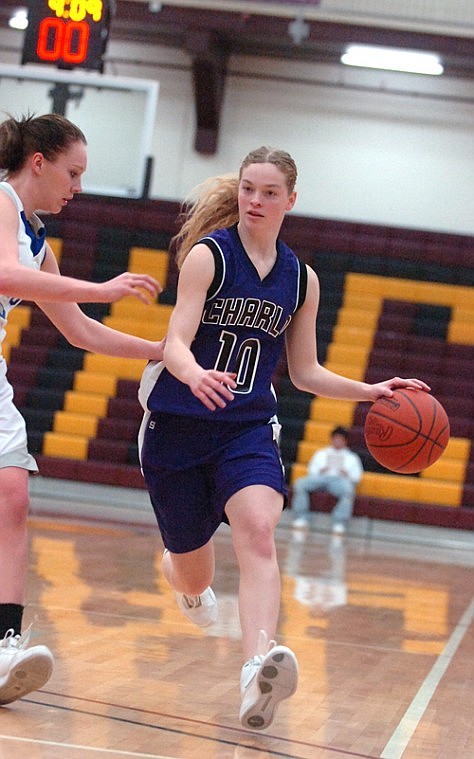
[139, 412, 288, 553]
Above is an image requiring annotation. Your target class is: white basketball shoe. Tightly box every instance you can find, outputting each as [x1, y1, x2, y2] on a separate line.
[0, 628, 53, 705]
[239, 630, 298, 730]
[175, 588, 218, 628]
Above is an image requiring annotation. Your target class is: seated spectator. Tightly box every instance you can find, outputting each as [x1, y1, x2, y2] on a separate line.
[291, 426, 363, 534]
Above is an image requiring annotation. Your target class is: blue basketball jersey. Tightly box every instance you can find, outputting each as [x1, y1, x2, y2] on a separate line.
[147, 224, 307, 421]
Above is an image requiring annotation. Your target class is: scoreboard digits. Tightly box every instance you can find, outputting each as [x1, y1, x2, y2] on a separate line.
[22, 0, 112, 71]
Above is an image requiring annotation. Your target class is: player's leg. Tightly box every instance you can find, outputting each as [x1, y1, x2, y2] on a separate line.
[226, 485, 298, 729]
[161, 540, 215, 595]
[0, 467, 53, 705]
[226, 485, 282, 657]
[141, 430, 220, 629]
[161, 540, 218, 627]
[0, 466, 29, 607]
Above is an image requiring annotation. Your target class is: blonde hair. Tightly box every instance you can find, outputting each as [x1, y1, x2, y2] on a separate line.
[173, 147, 297, 268]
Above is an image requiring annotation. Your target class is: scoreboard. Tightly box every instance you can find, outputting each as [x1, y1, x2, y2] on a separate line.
[22, 0, 113, 71]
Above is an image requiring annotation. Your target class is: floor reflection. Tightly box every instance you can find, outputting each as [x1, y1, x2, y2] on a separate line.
[286, 531, 347, 613]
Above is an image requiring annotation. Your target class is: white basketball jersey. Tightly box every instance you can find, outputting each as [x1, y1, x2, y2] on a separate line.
[0, 181, 46, 353]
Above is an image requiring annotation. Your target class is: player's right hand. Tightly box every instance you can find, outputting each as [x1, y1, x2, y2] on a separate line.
[189, 369, 237, 411]
[99, 272, 162, 304]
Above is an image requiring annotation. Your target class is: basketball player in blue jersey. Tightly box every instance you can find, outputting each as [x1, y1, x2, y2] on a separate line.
[0, 113, 165, 705]
[139, 146, 430, 730]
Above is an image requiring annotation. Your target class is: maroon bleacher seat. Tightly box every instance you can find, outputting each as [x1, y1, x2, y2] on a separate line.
[97, 417, 140, 442]
[88, 439, 129, 464]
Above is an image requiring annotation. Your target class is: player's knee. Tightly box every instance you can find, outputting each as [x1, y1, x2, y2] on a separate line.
[2, 493, 29, 530]
[0, 470, 30, 527]
[246, 518, 276, 561]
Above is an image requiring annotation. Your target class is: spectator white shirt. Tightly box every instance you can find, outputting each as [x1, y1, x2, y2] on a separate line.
[307, 445, 363, 484]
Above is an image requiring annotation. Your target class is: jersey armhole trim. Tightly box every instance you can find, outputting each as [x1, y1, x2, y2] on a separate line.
[200, 237, 225, 300]
[296, 259, 308, 311]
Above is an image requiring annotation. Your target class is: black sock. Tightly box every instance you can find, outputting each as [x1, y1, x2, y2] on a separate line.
[0, 604, 24, 638]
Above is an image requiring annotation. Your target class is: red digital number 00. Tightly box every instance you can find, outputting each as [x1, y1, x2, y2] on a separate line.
[36, 17, 90, 64]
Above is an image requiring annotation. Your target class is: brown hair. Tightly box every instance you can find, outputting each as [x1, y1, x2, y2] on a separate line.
[173, 146, 297, 268]
[0, 113, 86, 176]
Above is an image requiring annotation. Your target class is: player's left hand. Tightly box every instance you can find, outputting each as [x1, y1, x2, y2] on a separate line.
[368, 376, 431, 402]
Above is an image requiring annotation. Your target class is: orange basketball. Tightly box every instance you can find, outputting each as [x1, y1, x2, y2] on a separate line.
[364, 389, 450, 474]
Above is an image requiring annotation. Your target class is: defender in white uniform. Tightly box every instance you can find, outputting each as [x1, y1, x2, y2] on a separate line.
[0, 113, 165, 706]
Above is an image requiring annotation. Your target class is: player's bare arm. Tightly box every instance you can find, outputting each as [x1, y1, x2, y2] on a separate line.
[164, 244, 236, 410]
[0, 225, 161, 304]
[286, 267, 429, 400]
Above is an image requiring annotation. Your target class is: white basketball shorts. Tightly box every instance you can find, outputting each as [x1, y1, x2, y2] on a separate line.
[0, 358, 38, 471]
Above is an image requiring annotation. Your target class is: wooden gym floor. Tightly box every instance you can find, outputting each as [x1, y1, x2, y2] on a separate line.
[0, 478, 473, 759]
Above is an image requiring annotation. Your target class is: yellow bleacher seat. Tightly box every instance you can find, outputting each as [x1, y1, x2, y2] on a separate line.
[83, 354, 147, 381]
[47, 237, 63, 262]
[128, 248, 169, 281]
[448, 321, 474, 345]
[290, 466, 462, 508]
[103, 316, 169, 340]
[290, 462, 307, 483]
[358, 472, 419, 501]
[451, 306, 474, 323]
[43, 432, 88, 460]
[73, 372, 117, 396]
[336, 309, 380, 330]
[415, 282, 472, 308]
[419, 456, 466, 483]
[3, 322, 22, 347]
[6, 305, 31, 328]
[345, 274, 386, 297]
[108, 299, 171, 319]
[63, 391, 109, 416]
[443, 437, 471, 459]
[358, 472, 461, 507]
[346, 273, 472, 311]
[326, 343, 371, 365]
[297, 440, 319, 465]
[309, 398, 357, 425]
[342, 292, 381, 312]
[53, 412, 98, 437]
[322, 363, 366, 381]
[414, 479, 462, 507]
[303, 420, 334, 444]
[332, 325, 374, 348]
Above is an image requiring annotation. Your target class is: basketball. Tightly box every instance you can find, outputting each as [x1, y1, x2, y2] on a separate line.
[364, 389, 450, 474]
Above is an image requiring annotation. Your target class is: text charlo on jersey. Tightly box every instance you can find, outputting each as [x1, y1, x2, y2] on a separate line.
[202, 297, 292, 337]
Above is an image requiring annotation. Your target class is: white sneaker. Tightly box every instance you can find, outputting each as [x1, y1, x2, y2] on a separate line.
[239, 630, 298, 730]
[175, 588, 218, 628]
[332, 523, 346, 535]
[0, 628, 53, 706]
[292, 517, 309, 530]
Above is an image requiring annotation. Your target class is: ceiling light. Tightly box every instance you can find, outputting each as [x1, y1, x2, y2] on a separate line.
[9, 9, 28, 30]
[341, 45, 443, 76]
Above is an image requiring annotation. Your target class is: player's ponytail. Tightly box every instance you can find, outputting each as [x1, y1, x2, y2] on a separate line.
[0, 117, 24, 175]
[173, 174, 239, 269]
[0, 113, 86, 177]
